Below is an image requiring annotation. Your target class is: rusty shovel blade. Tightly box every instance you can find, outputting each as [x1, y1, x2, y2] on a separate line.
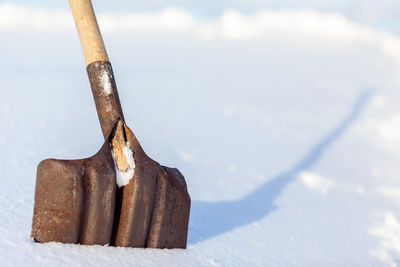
[31, 59, 190, 248]
[31, 140, 117, 245]
[31, 0, 191, 249]
[111, 122, 191, 248]
[31, 122, 191, 248]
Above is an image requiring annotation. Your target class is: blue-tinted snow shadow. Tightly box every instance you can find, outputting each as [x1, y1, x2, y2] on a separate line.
[188, 91, 370, 245]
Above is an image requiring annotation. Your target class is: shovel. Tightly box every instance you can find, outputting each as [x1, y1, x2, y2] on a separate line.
[31, 0, 190, 248]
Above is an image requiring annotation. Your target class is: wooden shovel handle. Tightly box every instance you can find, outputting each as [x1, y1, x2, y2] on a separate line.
[69, 0, 109, 66]
[69, 0, 125, 142]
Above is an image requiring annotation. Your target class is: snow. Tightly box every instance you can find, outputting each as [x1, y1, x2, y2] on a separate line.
[113, 142, 136, 188]
[369, 212, 400, 265]
[298, 171, 335, 195]
[377, 186, 400, 199]
[1, 3, 400, 266]
[98, 63, 113, 95]
[5, 0, 400, 33]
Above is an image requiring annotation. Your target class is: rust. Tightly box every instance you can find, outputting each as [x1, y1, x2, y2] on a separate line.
[86, 61, 124, 140]
[31, 139, 116, 245]
[31, 60, 191, 249]
[111, 122, 190, 248]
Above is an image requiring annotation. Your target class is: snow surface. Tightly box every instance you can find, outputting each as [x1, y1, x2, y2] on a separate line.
[1, 3, 400, 266]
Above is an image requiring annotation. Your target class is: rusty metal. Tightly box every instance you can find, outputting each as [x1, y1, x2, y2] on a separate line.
[87, 61, 124, 140]
[31, 61, 191, 248]
[111, 123, 190, 248]
[31, 140, 116, 245]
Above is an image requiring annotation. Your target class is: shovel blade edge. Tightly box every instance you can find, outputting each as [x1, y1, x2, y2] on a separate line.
[146, 166, 191, 249]
[31, 158, 85, 244]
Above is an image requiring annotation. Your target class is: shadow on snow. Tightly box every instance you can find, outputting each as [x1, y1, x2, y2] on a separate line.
[188, 91, 370, 245]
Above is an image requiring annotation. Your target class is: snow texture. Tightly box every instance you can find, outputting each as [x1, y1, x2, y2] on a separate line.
[298, 171, 335, 195]
[99, 66, 112, 96]
[1, 3, 400, 266]
[369, 213, 400, 266]
[112, 142, 136, 188]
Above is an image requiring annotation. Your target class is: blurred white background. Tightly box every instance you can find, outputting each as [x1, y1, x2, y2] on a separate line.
[2, 0, 400, 32]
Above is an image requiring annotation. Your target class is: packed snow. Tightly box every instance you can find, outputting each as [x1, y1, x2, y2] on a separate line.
[1, 2, 400, 266]
[112, 142, 136, 188]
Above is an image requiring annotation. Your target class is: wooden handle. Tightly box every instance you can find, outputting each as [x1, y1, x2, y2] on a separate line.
[69, 0, 109, 66]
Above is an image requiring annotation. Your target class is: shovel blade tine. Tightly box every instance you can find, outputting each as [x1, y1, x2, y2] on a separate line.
[112, 159, 159, 247]
[31, 141, 116, 245]
[31, 123, 190, 248]
[31, 159, 85, 243]
[113, 125, 191, 248]
[147, 167, 191, 249]
[79, 142, 117, 245]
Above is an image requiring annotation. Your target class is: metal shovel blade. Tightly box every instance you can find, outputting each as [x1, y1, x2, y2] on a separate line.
[31, 122, 191, 248]
[31, 140, 116, 245]
[111, 122, 191, 248]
